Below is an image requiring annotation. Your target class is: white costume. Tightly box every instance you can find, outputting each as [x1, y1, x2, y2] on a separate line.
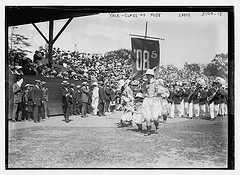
[142, 78, 156, 121]
[92, 83, 99, 115]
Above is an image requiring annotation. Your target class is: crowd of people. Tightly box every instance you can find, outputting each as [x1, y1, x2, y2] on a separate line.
[9, 47, 132, 83]
[12, 67, 228, 136]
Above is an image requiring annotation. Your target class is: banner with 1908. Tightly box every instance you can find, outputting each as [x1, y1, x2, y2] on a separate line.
[131, 37, 160, 77]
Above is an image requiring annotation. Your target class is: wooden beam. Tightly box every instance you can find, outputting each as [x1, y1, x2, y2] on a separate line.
[129, 34, 164, 40]
[32, 23, 49, 44]
[52, 18, 73, 44]
[48, 20, 54, 65]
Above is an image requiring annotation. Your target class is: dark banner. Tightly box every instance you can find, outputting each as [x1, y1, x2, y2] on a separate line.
[131, 37, 160, 77]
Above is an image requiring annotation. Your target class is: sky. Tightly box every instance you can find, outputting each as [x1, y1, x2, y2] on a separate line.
[10, 12, 228, 68]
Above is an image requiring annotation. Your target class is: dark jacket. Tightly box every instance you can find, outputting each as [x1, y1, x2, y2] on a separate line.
[181, 88, 190, 102]
[105, 87, 111, 101]
[99, 86, 106, 102]
[199, 89, 208, 105]
[61, 87, 71, 106]
[32, 85, 43, 106]
[76, 90, 82, 103]
[81, 86, 89, 103]
[172, 89, 183, 104]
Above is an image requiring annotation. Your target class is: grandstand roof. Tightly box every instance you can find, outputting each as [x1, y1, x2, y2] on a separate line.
[6, 6, 99, 26]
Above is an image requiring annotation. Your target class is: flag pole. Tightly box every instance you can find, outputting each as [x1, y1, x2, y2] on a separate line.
[142, 21, 148, 81]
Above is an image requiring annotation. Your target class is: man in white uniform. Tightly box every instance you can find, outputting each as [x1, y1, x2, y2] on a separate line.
[142, 69, 156, 135]
[92, 82, 99, 116]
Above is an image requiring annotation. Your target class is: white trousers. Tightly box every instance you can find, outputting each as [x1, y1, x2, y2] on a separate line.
[189, 102, 193, 118]
[209, 102, 220, 119]
[219, 103, 227, 115]
[193, 104, 200, 117]
[171, 104, 181, 118]
[142, 97, 155, 120]
[199, 104, 206, 117]
[92, 97, 99, 115]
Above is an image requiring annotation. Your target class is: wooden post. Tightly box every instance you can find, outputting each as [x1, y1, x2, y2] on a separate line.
[48, 20, 54, 66]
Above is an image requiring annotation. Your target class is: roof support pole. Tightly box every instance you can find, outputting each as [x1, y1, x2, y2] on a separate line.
[53, 18, 73, 44]
[32, 23, 49, 44]
[48, 20, 54, 65]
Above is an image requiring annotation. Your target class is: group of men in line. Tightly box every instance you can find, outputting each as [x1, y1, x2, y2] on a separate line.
[119, 69, 228, 135]
[60, 80, 118, 123]
[12, 76, 49, 123]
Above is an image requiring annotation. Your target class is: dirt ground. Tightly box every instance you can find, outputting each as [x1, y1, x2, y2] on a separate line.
[7, 113, 228, 168]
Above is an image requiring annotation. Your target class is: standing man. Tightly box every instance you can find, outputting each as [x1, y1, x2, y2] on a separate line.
[180, 82, 190, 117]
[75, 85, 82, 115]
[70, 83, 77, 115]
[142, 69, 156, 135]
[12, 76, 24, 122]
[105, 82, 112, 114]
[32, 80, 43, 123]
[207, 81, 220, 121]
[171, 83, 183, 118]
[61, 81, 71, 123]
[91, 82, 99, 116]
[41, 81, 49, 119]
[81, 82, 89, 117]
[98, 81, 106, 116]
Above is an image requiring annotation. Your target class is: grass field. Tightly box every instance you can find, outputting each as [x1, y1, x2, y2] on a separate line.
[7, 115, 228, 168]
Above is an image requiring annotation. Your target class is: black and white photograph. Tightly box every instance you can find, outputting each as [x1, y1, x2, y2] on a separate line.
[5, 6, 234, 170]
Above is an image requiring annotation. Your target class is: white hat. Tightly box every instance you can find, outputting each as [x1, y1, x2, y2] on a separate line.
[145, 69, 155, 76]
[92, 82, 98, 86]
[118, 79, 125, 87]
[136, 93, 144, 98]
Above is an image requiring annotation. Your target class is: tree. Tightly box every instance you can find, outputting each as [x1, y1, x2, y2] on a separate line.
[8, 27, 32, 66]
[104, 48, 132, 65]
[203, 53, 228, 79]
[183, 62, 200, 73]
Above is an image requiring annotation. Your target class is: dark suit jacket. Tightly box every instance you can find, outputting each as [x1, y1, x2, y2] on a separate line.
[70, 88, 77, 100]
[76, 90, 82, 103]
[62, 87, 71, 106]
[32, 85, 43, 106]
[99, 86, 106, 102]
[13, 82, 23, 103]
[172, 90, 182, 104]
[81, 86, 89, 103]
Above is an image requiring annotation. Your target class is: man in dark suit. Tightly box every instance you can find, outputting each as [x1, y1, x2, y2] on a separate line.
[75, 85, 82, 115]
[12, 76, 24, 122]
[70, 83, 77, 115]
[81, 82, 89, 117]
[98, 81, 106, 116]
[41, 81, 49, 119]
[61, 81, 71, 123]
[32, 80, 43, 123]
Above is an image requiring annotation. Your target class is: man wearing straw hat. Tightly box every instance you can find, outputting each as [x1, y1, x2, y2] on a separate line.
[41, 81, 49, 119]
[81, 81, 90, 118]
[32, 79, 43, 123]
[12, 76, 24, 122]
[61, 80, 71, 123]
